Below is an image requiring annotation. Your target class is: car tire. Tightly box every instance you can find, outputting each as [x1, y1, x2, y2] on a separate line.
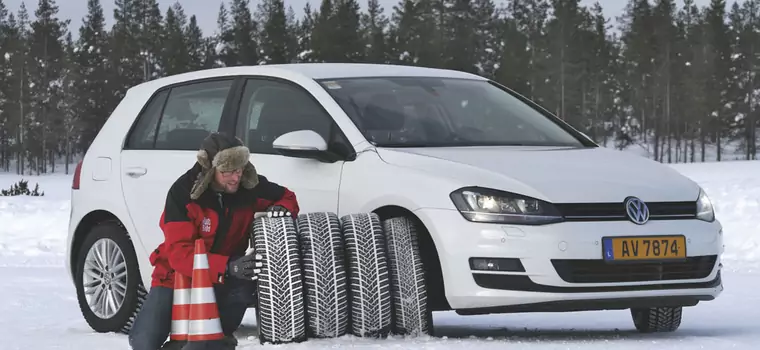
[297, 212, 349, 338]
[74, 221, 147, 334]
[383, 216, 432, 336]
[631, 306, 682, 333]
[341, 213, 392, 338]
[252, 216, 307, 344]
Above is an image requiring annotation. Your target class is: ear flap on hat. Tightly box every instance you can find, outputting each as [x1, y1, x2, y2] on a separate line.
[190, 169, 214, 200]
[240, 162, 259, 189]
[196, 149, 212, 170]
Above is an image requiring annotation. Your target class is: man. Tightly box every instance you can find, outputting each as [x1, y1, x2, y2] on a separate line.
[129, 132, 299, 350]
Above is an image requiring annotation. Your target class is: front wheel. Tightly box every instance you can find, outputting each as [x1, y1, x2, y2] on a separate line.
[631, 306, 683, 333]
[74, 222, 146, 334]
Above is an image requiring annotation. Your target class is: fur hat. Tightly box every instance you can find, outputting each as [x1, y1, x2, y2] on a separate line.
[190, 133, 259, 200]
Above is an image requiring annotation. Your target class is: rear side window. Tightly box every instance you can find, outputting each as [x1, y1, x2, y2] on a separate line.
[126, 89, 169, 149]
[125, 79, 234, 150]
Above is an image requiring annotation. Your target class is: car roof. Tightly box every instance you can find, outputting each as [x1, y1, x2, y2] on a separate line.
[128, 63, 488, 93]
[264, 63, 488, 80]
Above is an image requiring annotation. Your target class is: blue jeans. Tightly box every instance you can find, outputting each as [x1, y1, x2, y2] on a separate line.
[128, 276, 256, 350]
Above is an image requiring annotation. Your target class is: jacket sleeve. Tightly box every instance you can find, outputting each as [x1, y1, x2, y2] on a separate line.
[159, 183, 229, 283]
[253, 175, 300, 216]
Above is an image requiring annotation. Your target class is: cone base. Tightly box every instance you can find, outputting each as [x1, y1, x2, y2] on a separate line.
[180, 338, 237, 350]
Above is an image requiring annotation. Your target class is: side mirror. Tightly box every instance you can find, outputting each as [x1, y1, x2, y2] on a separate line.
[272, 130, 338, 162]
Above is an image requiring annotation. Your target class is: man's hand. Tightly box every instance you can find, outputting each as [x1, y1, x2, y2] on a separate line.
[266, 205, 292, 218]
[227, 254, 263, 281]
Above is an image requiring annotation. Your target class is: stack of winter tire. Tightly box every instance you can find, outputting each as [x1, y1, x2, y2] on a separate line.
[251, 212, 431, 344]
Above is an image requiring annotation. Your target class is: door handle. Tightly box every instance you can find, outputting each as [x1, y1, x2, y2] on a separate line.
[125, 167, 147, 178]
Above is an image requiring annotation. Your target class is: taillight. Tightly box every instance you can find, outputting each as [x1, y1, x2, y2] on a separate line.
[73, 160, 83, 189]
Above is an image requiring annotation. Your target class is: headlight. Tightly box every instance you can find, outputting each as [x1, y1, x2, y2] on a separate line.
[696, 188, 715, 222]
[449, 187, 564, 225]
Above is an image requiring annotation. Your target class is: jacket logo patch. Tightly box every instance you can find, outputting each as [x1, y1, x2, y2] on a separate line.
[202, 217, 211, 233]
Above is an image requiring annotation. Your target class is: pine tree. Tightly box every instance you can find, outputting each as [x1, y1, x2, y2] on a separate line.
[258, 0, 291, 64]
[507, 0, 551, 102]
[703, 0, 732, 161]
[7, 3, 32, 174]
[27, 0, 70, 174]
[228, 0, 259, 66]
[161, 3, 190, 76]
[185, 15, 206, 71]
[295, 3, 315, 62]
[136, 0, 163, 80]
[0, 0, 11, 170]
[619, 0, 656, 150]
[443, 0, 477, 73]
[110, 0, 143, 99]
[59, 32, 78, 174]
[332, 0, 365, 62]
[471, 0, 500, 78]
[361, 0, 388, 63]
[75, 0, 110, 151]
[311, 0, 336, 62]
[495, 13, 531, 96]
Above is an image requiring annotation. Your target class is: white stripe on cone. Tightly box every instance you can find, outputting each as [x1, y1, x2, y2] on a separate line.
[193, 254, 209, 269]
[188, 319, 224, 336]
[171, 320, 190, 335]
[188, 287, 217, 305]
[173, 288, 191, 305]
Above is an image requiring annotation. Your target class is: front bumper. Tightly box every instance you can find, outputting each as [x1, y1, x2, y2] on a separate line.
[414, 208, 724, 312]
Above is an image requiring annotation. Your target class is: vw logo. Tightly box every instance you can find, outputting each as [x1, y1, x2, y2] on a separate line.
[625, 197, 650, 225]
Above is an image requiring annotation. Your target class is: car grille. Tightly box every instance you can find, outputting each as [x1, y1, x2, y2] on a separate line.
[551, 255, 717, 283]
[554, 201, 697, 221]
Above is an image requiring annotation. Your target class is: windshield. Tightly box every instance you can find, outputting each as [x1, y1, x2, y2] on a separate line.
[318, 77, 592, 148]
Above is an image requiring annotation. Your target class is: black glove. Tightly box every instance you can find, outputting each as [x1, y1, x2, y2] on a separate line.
[267, 205, 292, 218]
[227, 253, 263, 281]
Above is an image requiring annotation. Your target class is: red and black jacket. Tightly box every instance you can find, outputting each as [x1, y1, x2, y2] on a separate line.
[148, 163, 299, 288]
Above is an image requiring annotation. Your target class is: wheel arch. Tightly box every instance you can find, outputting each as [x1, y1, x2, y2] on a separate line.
[70, 210, 137, 281]
[372, 205, 452, 312]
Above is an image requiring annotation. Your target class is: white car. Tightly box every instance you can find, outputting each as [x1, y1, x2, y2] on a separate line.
[66, 63, 723, 339]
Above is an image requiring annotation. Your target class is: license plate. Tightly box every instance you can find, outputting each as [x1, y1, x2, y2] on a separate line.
[602, 235, 686, 261]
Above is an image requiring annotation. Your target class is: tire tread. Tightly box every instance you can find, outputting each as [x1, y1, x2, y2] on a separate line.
[254, 216, 306, 344]
[341, 213, 392, 338]
[298, 212, 349, 338]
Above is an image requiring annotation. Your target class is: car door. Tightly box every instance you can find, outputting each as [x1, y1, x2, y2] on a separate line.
[232, 77, 347, 214]
[120, 78, 236, 254]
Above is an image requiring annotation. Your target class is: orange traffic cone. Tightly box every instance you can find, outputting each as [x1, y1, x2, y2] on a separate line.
[183, 238, 232, 349]
[170, 272, 192, 341]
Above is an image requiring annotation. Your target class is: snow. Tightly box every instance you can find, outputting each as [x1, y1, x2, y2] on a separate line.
[1, 160, 760, 348]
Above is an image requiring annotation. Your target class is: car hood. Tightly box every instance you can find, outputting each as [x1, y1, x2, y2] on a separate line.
[375, 146, 700, 203]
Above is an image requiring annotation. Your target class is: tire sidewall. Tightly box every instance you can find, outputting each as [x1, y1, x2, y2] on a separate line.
[74, 222, 142, 333]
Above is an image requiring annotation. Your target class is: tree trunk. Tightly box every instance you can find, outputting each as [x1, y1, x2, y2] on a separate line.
[18, 65, 25, 176]
[666, 43, 672, 164]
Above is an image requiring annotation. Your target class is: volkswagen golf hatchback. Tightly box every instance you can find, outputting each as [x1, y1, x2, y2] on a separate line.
[66, 63, 723, 336]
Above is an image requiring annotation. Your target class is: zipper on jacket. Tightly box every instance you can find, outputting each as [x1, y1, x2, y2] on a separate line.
[210, 192, 232, 254]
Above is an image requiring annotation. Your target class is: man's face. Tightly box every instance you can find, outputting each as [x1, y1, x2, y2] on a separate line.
[214, 168, 243, 194]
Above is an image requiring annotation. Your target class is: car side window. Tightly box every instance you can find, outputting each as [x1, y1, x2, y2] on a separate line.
[154, 79, 234, 150]
[125, 89, 170, 149]
[235, 79, 333, 154]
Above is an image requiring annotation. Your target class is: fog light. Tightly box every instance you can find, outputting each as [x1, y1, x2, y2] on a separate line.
[469, 258, 525, 272]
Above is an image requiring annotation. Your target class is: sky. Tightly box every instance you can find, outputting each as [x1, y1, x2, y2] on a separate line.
[2, 0, 723, 39]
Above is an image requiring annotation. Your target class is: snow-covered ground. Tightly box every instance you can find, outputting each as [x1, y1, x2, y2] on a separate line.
[0, 160, 759, 349]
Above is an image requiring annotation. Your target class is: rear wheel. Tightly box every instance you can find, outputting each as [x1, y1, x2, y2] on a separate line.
[74, 222, 147, 334]
[253, 216, 307, 344]
[631, 306, 683, 333]
[297, 212, 349, 338]
[383, 216, 432, 336]
[341, 213, 392, 338]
